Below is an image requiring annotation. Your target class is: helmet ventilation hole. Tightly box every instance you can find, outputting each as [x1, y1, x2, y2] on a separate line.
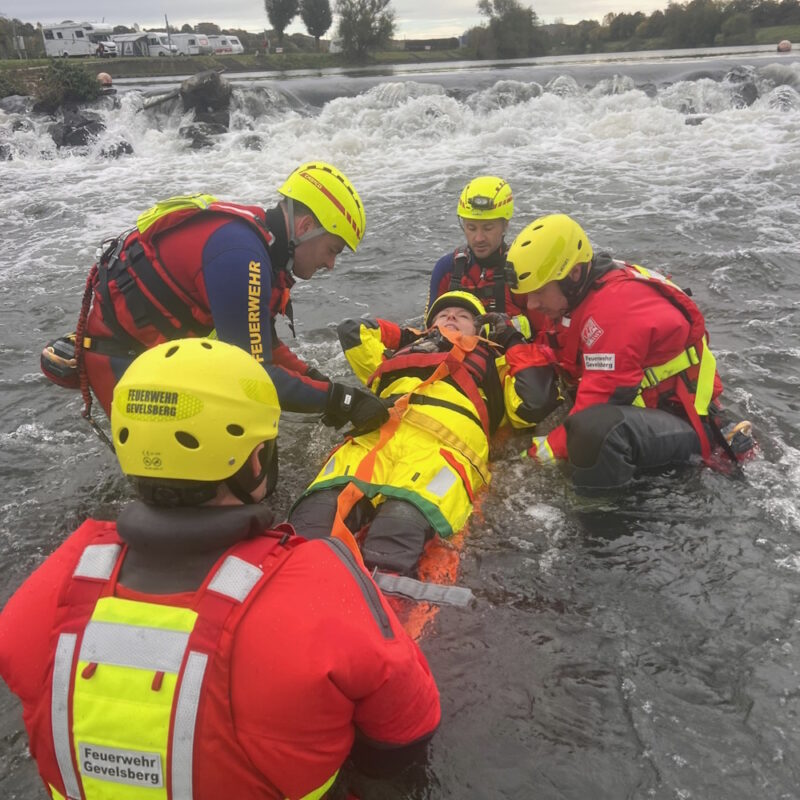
[165, 345, 179, 358]
[577, 240, 583, 250]
[118, 427, 129, 444]
[533, 224, 544, 231]
[227, 424, 244, 436]
[175, 431, 200, 449]
[201, 341, 213, 349]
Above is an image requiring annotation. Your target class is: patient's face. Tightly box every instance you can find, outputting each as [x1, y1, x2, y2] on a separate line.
[432, 306, 478, 337]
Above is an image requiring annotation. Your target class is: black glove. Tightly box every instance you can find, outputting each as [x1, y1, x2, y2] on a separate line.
[477, 312, 525, 349]
[322, 383, 392, 434]
[398, 327, 423, 348]
[305, 366, 330, 383]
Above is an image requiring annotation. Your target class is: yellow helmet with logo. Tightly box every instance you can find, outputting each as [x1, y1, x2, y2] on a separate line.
[425, 290, 486, 328]
[457, 176, 514, 221]
[278, 161, 366, 251]
[112, 338, 280, 483]
[506, 214, 593, 294]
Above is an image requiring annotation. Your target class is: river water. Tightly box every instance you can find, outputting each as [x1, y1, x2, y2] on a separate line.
[2, 47, 800, 799]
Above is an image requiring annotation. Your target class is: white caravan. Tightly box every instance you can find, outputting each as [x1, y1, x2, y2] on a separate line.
[206, 34, 245, 54]
[42, 21, 118, 58]
[169, 33, 213, 55]
[111, 32, 178, 57]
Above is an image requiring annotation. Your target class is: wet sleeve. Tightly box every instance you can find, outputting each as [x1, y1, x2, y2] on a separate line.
[424, 253, 454, 320]
[202, 221, 330, 413]
[503, 342, 561, 428]
[337, 318, 401, 385]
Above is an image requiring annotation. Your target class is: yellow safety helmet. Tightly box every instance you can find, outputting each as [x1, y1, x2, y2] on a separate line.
[112, 338, 280, 483]
[425, 290, 486, 328]
[278, 161, 366, 251]
[505, 213, 593, 294]
[457, 176, 514, 221]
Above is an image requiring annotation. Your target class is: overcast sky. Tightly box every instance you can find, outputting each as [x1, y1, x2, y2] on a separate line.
[2, 0, 668, 36]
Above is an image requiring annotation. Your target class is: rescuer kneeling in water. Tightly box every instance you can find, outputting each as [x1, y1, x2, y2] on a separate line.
[289, 290, 560, 576]
[1, 338, 441, 800]
[503, 213, 755, 493]
[40, 161, 389, 442]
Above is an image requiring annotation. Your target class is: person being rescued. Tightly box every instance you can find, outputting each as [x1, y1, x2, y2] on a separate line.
[288, 290, 559, 576]
[502, 213, 756, 494]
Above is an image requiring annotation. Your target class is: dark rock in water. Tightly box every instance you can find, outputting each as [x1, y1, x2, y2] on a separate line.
[725, 65, 757, 84]
[100, 140, 134, 158]
[242, 134, 264, 151]
[684, 115, 707, 126]
[179, 121, 228, 149]
[0, 142, 12, 161]
[49, 109, 105, 148]
[0, 95, 31, 114]
[181, 71, 232, 114]
[678, 101, 697, 115]
[11, 118, 33, 133]
[733, 82, 759, 108]
[195, 109, 230, 128]
[638, 82, 658, 98]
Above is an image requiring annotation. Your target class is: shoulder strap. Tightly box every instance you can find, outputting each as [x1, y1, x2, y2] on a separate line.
[448, 249, 469, 292]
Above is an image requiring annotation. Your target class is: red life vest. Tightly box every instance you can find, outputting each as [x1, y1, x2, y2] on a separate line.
[577, 262, 722, 459]
[33, 522, 305, 800]
[445, 247, 525, 316]
[367, 336, 503, 436]
[84, 198, 291, 353]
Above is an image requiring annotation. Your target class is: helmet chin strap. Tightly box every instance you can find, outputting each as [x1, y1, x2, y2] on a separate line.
[285, 198, 327, 277]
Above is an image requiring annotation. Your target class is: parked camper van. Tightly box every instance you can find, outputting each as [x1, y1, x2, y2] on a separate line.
[111, 32, 177, 57]
[206, 34, 245, 54]
[42, 21, 117, 58]
[169, 33, 213, 55]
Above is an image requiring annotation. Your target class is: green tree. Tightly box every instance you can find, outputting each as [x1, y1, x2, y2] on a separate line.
[637, 9, 666, 37]
[265, 0, 300, 43]
[300, 0, 333, 49]
[335, 0, 395, 61]
[181, 23, 195, 33]
[196, 22, 221, 35]
[720, 11, 753, 41]
[476, 0, 549, 58]
[36, 60, 100, 111]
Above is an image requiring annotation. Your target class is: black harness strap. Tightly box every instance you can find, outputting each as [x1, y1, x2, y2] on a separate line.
[125, 242, 209, 337]
[448, 249, 469, 293]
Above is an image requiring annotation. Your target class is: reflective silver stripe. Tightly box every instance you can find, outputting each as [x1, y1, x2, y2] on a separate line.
[73, 544, 121, 580]
[373, 572, 475, 608]
[171, 651, 208, 800]
[323, 456, 336, 475]
[207, 555, 263, 603]
[425, 466, 457, 498]
[52, 633, 81, 800]
[80, 621, 189, 673]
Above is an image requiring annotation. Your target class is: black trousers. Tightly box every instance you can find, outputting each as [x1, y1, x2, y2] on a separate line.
[289, 489, 434, 576]
[564, 404, 702, 493]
